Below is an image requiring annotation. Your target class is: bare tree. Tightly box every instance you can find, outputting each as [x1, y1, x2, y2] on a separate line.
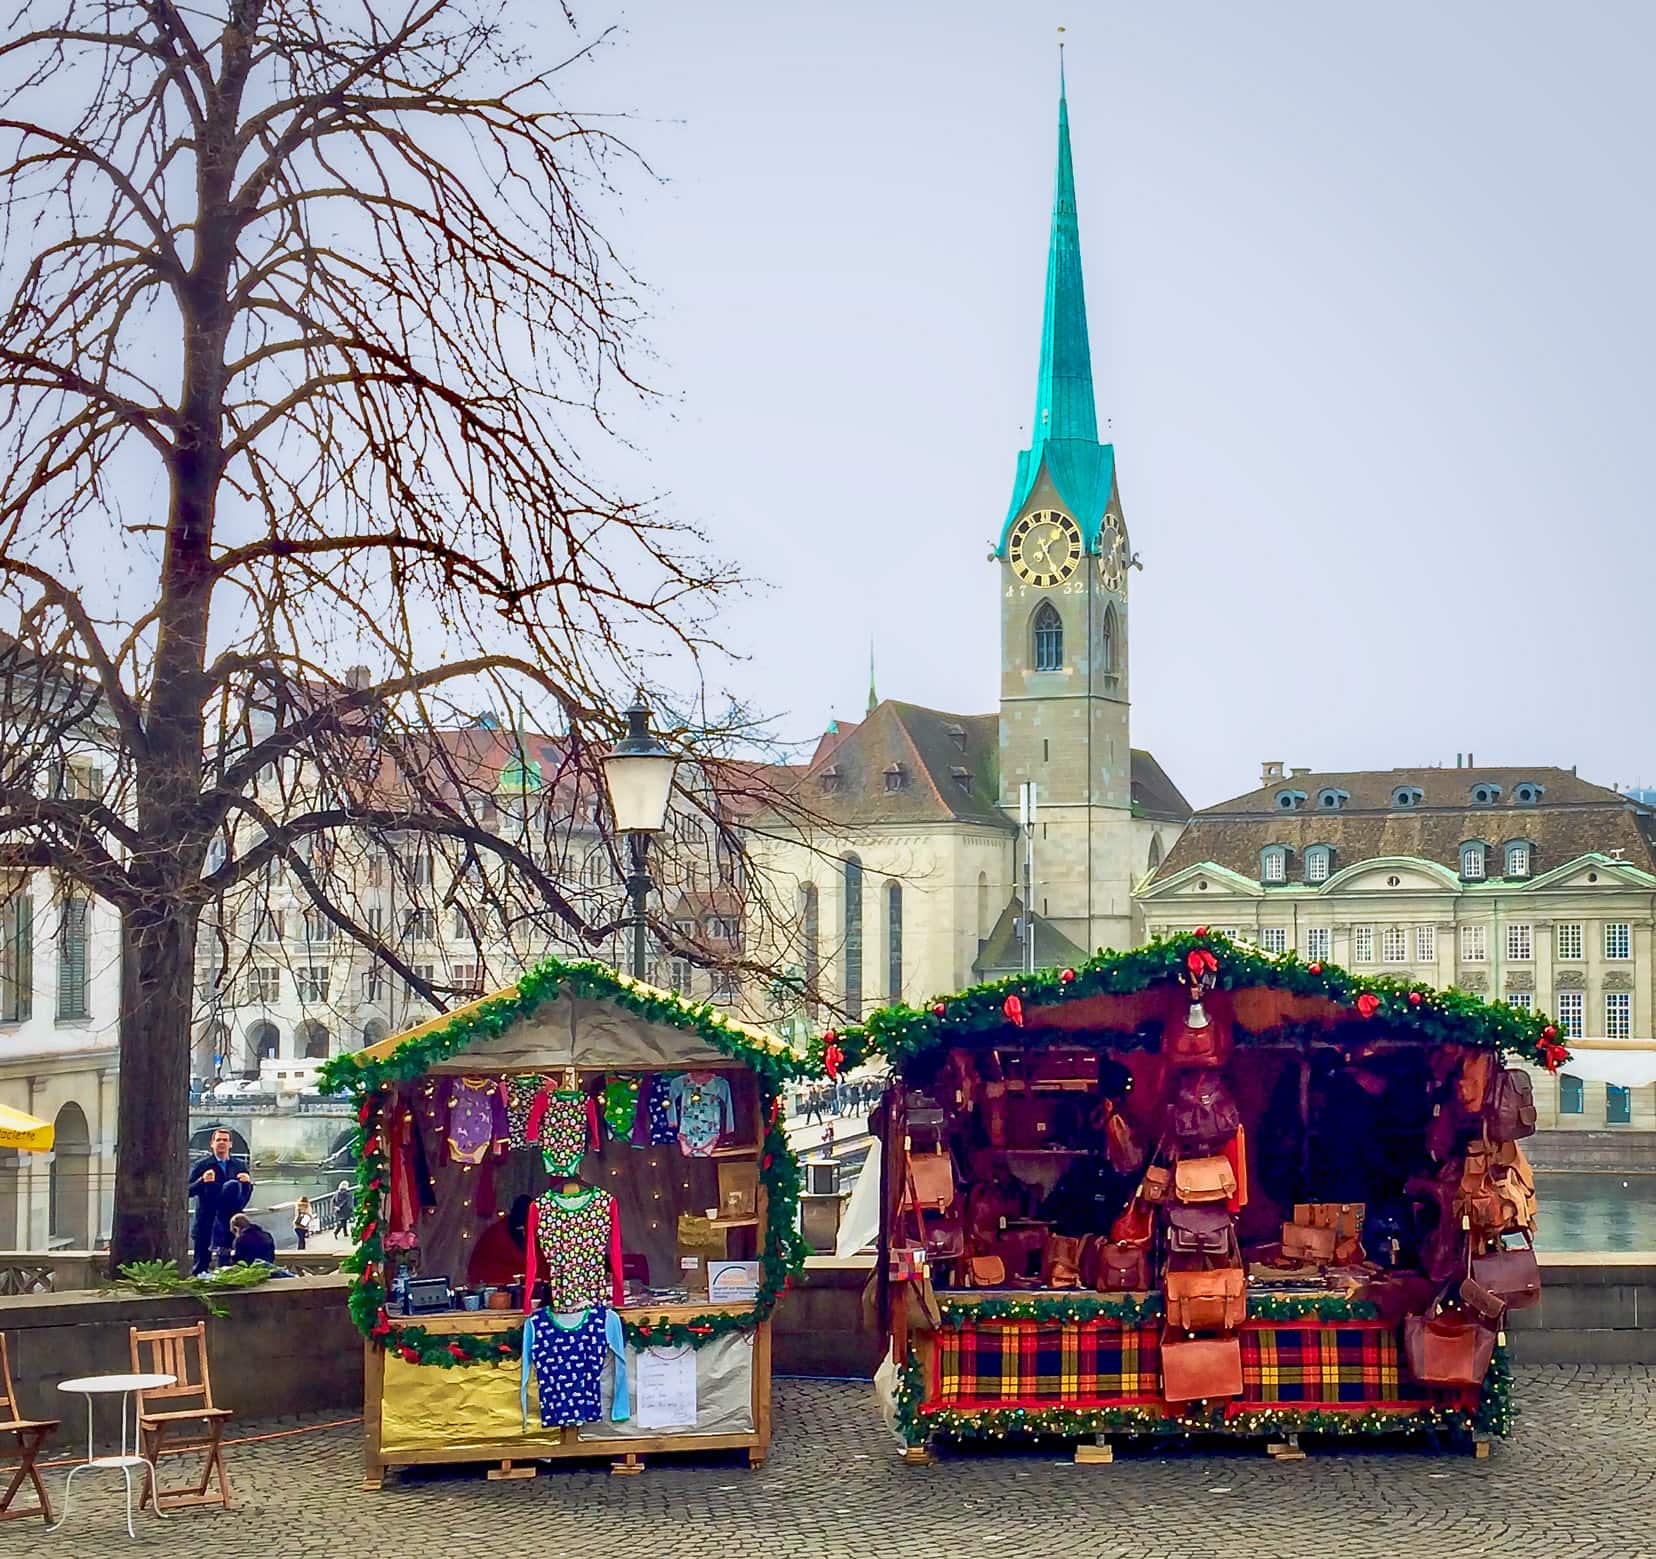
[0, 0, 812, 1265]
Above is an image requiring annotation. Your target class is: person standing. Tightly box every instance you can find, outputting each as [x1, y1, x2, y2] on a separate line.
[332, 1179, 353, 1240]
[188, 1127, 253, 1274]
[293, 1195, 314, 1250]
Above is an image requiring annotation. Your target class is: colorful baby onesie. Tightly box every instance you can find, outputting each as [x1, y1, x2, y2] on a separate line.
[441, 1076, 509, 1164]
[536, 1090, 600, 1175]
[602, 1075, 642, 1142]
[631, 1072, 678, 1148]
[521, 1306, 630, 1428]
[669, 1072, 734, 1157]
[523, 1186, 624, 1312]
[504, 1075, 549, 1149]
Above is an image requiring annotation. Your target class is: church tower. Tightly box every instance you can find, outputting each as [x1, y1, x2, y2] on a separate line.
[997, 73, 1135, 957]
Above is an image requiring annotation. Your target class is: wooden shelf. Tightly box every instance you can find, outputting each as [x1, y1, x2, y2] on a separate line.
[708, 1215, 759, 1229]
[997, 1147, 1091, 1156]
[709, 1144, 759, 1159]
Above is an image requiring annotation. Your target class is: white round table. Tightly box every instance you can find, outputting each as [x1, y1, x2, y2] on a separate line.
[49, 1372, 175, 1540]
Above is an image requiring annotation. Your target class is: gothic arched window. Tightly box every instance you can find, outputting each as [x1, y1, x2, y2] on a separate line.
[1101, 602, 1118, 675]
[842, 856, 863, 1019]
[1147, 833, 1163, 870]
[1032, 601, 1063, 671]
[886, 881, 903, 1003]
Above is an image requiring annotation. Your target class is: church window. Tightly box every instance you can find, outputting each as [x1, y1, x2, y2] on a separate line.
[842, 856, 862, 1019]
[1147, 834, 1162, 870]
[883, 763, 908, 792]
[886, 881, 902, 1003]
[1032, 601, 1063, 671]
[1101, 603, 1118, 675]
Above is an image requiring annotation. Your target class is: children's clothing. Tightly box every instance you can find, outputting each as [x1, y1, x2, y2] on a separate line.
[669, 1072, 734, 1157]
[441, 1075, 509, 1164]
[524, 1186, 624, 1312]
[504, 1075, 550, 1149]
[602, 1075, 643, 1141]
[536, 1090, 600, 1175]
[521, 1306, 629, 1428]
[631, 1073, 678, 1148]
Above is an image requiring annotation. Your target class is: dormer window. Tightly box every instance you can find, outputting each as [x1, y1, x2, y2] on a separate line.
[1504, 840, 1534, 879]
[1392, 786, 1423, 808]
[819, 765, 842, 794]
[1316, 788, 1350, 811]
[1470, 783, 1502, 806]
[950, 766, 972, 795]
[945, 723, 967, 752]
[1513, 782, 1544, 805]
[1275, 789, 1307, 811]
[883, 763, 908, 793]
[1460, 841, 1488, 880]
[1260, 845, 1289, 884]
[1304, 844, 1333, 884]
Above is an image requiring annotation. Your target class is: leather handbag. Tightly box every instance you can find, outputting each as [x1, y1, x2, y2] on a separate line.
[904, 1157, 964, 1262]
[1111, 1196, 1154, 1248]
[1458, 1273, 1507, 1322]
[1292, 1202, 1364, 1239]
[1167, 1016, 1232, 1071]
[1105, 1110, 1145, 1174]
[1173, 1155, 1236, 1204]
[1166, 1204, 1236, 1257]
[1043, 1232, 1085, 1288]
[1472, 1232, 1541, 1312]
[1095, 1239, 1152, 1292]
[1171, 1072, 1241, 1152]
[963, 1254, 1006, 1288]
[1403, 1301, 1498, 1388]
[1279, 1220, 1337, 1263]
[1491, 1143, 1537, 1231]
[1454, 1143, 1508, 1237]
[986, 1226, 1047, 1283]
[1165, 1263, 1247, 1332]
[1161, 1330, 1243, 1401]
[1140, 1164, 1175, 1205]
[1486, 1068, 1538, 1142]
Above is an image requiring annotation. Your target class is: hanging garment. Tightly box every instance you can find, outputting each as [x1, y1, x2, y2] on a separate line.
[504, 1075, 550, 1149]
[669, 1072, 734, 1158]
[520, 1306, 630, 1428]
[632, 1073, 678, 1148]
[442, 1076, 509, 1164]
[524, 1186, 624, 1312]
[602, 1075, 643, 1142]
[537, 1090, 600, 1176]
[385, 1085, 435, 1251]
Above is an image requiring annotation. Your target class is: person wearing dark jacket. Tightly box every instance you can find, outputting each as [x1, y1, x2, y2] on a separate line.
[188, 1127, 254, 1273]
[227, 1213, 277, 1266]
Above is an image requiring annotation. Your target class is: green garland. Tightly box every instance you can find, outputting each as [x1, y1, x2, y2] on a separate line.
[934, 1292, 1379, 1327]
[321, 957, 812, 1368]
[810, 929, 1571, 1076]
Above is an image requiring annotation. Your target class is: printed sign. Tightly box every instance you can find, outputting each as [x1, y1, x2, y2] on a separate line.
[707, 1259, 761, 1303]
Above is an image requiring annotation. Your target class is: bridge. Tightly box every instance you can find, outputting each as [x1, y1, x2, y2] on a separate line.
[188, 1099, 356, 1166]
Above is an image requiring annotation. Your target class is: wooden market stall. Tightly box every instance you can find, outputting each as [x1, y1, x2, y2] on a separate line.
[854, 931, 1562, 1459]
[323, 959, 809, 1486]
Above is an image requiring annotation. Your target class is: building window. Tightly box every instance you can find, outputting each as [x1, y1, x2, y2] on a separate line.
[1353, 926, 1374, 963]
[668, 959, 690, 996]
[1316, 788, 1349, 811]
[0, 892, 34, 1023]
[1555, 990, 1584, 1040]
[1506, 923, 1532, 961]
[1260, 846, 1287, 883]
[302, 909, 333, 944]
[1556, 923, 1583, 960]
[56, 896, 90, 1021]
[883, 764, 908, 792]
[801, 883, 819, 1020]
[453, 962, 484, 996]
[1504, 842, 1531, 878]
[406, 850, 433, 887]
[1460, 924, 1488, 962]
[1559, 1074, 1583, 1115]
[361, 967, 385, 1002]
[1382, 927, 1407, 963]
[1275, 790, 1306, 811]
[1100, 603, 1117, 675]
[1460, 843, 1486, 880]
[365, 853, 387, 888]
[1415, 925, 1437, 963]
[1470, 784, 1501, 805]
[708, 916, 739, 942]
[1305, 927, 1330, 962]
[1604, 992, 1632, 1039]
[252, 909, 284, 944]
[1607, 1084, 1632, 1126]
[886, 881, 903, 1003]
[712, 970, 739, 1002]
[1513, 783, 1543, 805]
[1032, 601, 1063, 672]
[951, 767, 972, 795]
[408, 963, 435, 995]
[1392, 786, 1423, 808]
[247, 965, 281, 1005]
[1505, 991, 1533, 1012]
[403, 907, 435, 940]
[1605, 923, 1631, 960]
[1261, 927, 1288, 956]
[819, 766, 842, 794]
[1147, 834, 1162, 870]
[1304, 846, 1331, 884]
[297, 966, 330, 1003]
[843, 855, 863, 1020]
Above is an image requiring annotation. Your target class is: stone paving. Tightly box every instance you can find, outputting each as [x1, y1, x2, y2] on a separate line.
[27, 1366, 1656, 1558]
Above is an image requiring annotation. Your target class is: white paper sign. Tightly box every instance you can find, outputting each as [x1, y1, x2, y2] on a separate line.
[634, 1346, 698, 1429]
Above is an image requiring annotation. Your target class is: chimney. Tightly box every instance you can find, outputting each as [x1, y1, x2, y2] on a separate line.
[1261, 760, 1285, 786]
[1456, 753, 1462, 768]
[346, 665, 371, 691]
[1468, 752, 1474, 768]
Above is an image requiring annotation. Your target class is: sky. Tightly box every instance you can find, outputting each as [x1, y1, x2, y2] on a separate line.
[563, 1, 1656, 808]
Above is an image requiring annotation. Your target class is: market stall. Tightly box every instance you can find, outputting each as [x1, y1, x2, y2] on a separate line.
[321, 959, 811, 1486]
[838, 931, 1563, 1458]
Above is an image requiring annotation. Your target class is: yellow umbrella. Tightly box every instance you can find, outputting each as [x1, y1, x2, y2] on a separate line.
[0, 1102, 53, 1153]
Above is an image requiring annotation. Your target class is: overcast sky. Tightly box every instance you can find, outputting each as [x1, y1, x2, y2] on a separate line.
[581, 2, 1653, 807]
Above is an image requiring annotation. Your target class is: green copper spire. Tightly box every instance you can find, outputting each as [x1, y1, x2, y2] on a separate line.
[998, 71, 1115, 554]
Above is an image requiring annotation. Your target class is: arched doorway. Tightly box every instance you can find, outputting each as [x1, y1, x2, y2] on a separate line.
[49, 1102, 92, 1248]
[248, 1020, 279, 1072]
[360, 1017, 388, 1049]
[297, 1019, 330, 1059]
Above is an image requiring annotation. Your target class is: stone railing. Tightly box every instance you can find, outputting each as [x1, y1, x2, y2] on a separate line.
[0, 1249, 107, 1294]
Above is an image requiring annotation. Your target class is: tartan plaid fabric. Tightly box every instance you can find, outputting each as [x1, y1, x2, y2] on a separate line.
[1238, 1320, 1405, 1405]
[933, 1319, 1162, 1407]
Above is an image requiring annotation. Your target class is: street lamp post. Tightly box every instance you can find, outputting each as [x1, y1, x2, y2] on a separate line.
[600, 695, 679, 980]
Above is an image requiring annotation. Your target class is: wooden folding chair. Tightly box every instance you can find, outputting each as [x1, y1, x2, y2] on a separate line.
[128, 1321, 233, 1510]
[0, 1332, 57, 1524]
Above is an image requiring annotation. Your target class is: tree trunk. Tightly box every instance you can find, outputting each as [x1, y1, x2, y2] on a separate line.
[109, 901, 200, 1268]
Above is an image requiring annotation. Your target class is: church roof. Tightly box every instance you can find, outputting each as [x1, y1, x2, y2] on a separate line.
[999, 74, 1117, 552]
[974, 895, 1087, 979]
[1131, 748, 1191, 822]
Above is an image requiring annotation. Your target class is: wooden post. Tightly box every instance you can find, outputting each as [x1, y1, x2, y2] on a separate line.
[362, 1339, 385, 1491]
[611, 1452, 644, 1476]
[487, 1459, 535, 1481]
[1074, 1436, 1114, 1465]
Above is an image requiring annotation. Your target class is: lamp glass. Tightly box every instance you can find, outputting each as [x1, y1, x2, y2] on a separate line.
[602, 749, 678, 835]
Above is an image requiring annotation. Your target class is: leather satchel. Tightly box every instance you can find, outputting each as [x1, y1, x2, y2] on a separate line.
[904, 1151, 957, 1212]
[1403, 1304, 1498, 1388]
[1140, 1164, 1175, 1205]
[1292, 1202, 1364, 1239]
[1279, 1220, 1337, 1263]
[1167, 1015, 1232, 1071]
[1491, 1143, 1537, 1231]
[1472, 1232, 1541, 1312]
[1165, 1264, 1247, 1331]
[1105, 1110, 1145, 1174]
[1173, 1155, 1236, 1205]
[1095, 1239, 1151, 1292]
[963, 1254, 1006, 1288]
[1167, 1204, 1236, 1257]
[1171, 1073, 1241, 1151]
[1043, 1232, 1086, 1289]
[1161, 1330, 1243, 1401]
[1456, 1051, 1493, 1116]
[1486, 1068, 1538, 1142]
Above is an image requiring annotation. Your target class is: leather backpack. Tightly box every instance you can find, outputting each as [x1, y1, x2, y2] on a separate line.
[1161, 1330, 1243, 1401]
[1140, 1163, 1175, 1205]
[1171, 1073, 1240, 1152]
[1043, 1232, 1085, 1288]
[1486, 1068, 1538, 1142]
[1174, 1155, 1237, 1205]
[1167, 1203, 1236, 1257]
[1167, 1015, 1231, 1071]
[1095, 1240, 1151, 1293]
[1165, 1263, 1246, 1332]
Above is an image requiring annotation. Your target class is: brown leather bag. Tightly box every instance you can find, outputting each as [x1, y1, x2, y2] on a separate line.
[1457, 1052, 1493, 1115]
[1167, 1015, 1231, 1070]
[1171, 1073, 1241, 1152]
[1111, 1196, 1154, 1248]
[1280, 1221, 1337, 1263]
[1043, 1232, 1085, 1288]
[1174, 1155, 1236, 1205]
[1140, 1164, 1175, 1205]
[1167, 1204, 1236, 1257]
[1165, 1264, 1246, 1331]
[1095, 1240, 1151, 1292]
[1403, 1302, 1498, 1388]
[1105, 1110, 1145, 1175]
[904, 1151, 957, 1212]
[963, 1254, 1006, 1288]
[1472, 1232, 1541, 1311]
[1486, 1068, 1538, 1142]
[1292, 1202, 1364, 1238]
[1491, 1143, 1537, 1231]
[1161, 1330, 1243, 1401]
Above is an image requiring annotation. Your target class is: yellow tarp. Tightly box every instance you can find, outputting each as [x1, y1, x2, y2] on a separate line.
[0, 1102, 53, 1153]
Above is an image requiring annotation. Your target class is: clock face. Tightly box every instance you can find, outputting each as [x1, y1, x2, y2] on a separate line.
[1007, 510, 1083, 587]
[1098, 512, 1127, 592]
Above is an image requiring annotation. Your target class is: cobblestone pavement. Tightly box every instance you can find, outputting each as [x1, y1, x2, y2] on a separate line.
[28, 1366, 1656, 1559]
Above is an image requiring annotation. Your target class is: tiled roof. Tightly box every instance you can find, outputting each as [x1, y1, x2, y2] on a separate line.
[974, 895, 1086, 978]
[1130, 748, 1191, 822]
[1155, 765, 1656, 883]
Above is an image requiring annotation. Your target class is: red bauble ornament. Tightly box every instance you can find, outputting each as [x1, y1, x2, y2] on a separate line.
[1308, 962, 1322, 975]
[446, 1342, 466, 1360]
[1355, 993, 1381, 1019]
[361, 1220, 378, 1242]
[1003, 994, 1025, 1027]
[498, 1342, 513, 1354]
[761, 1154, 773, 1170]
[1543, 1025, 1557, 1040]
[1408, 991, 1423, 1006]
[1060, 968, 1076, 983]
[932, 1002, 947, 1017]
[823, 1038, 845, 1080]
[358, 1098, 372, 1124]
